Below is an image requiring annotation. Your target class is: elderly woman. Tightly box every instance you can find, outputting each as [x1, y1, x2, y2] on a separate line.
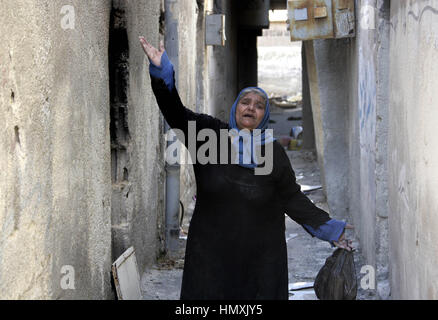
[139, 37, 353, 300]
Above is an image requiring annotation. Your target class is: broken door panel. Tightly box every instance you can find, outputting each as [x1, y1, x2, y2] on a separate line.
[112, 246, 142, 300]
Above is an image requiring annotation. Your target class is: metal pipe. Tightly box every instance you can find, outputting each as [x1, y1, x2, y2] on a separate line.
[164, 0, 180, 257]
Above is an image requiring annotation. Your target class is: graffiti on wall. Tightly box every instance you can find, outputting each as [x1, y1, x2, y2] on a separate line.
[358, 58, 376, 138]
[358, 20, 377, 226]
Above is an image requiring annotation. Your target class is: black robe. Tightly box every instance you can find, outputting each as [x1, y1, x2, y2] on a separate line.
[151, 75, 330, 300]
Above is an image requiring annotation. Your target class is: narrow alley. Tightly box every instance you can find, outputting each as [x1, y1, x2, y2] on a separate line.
[1, 0, 438, 301]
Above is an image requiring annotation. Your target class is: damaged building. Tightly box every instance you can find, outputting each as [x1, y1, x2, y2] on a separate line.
[0, 0, 438, 300]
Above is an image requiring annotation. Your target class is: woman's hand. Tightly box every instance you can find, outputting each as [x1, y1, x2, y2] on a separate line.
[139, 36, 165, 67]
[333, 223, 354, 251]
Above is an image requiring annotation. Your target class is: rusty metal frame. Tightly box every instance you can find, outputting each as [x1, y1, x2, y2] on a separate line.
[288, 0, 355, 41]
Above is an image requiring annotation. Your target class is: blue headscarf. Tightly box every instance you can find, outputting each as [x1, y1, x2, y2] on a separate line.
[228, 87, 275, 169]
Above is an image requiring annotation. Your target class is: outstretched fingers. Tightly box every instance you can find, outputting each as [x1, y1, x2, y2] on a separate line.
[139, 36, 154, 56]
[139, 36, 165, 67]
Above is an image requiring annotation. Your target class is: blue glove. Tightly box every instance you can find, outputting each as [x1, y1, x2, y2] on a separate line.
[302, 219, 347, 247]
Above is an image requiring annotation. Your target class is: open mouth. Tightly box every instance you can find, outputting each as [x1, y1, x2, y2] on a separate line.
[243, 114, 255, 119]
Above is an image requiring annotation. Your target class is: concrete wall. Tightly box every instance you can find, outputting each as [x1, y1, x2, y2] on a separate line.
[374, 0, 390, 297]
[304, 39, 350, 220]
[162, 0, 224, 225]
[175, 0, 199, 218]
[0, 0, 167, 299]
[345, 0, 390, 299]
[348, 0, 380, 286]
[111, 0, 166, 273]
[0, 0, 113, 299]
[305, 0, 390, 298]
[388, 0, 438, 299]
[207, 0, 239, 122]
[176, 0, 240, 207]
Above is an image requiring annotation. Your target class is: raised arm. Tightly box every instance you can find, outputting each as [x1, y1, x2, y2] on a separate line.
[139, 36, 225, 139]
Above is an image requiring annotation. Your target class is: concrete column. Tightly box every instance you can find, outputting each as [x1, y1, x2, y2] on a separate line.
[111, 0, 166, 274]
[301, 42, 316, 150]
[375, 0, 390, 299]
[388, 0, 438, 299]
[0, 0, 113, 299]
[304, 39, 349, 219]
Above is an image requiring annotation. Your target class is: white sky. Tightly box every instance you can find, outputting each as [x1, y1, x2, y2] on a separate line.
[269, 10, 288, 22]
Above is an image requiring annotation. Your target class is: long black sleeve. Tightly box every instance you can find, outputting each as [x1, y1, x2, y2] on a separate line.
[274, 143, 331, 229]
[150, 72, 227, 146]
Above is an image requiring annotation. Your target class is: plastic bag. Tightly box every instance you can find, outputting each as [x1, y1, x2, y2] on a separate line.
[313, 248, 357, 300]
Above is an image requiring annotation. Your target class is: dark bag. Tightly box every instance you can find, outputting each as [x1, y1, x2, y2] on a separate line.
[313, 248, 357, 300]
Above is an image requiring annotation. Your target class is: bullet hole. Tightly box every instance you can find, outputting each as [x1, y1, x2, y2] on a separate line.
[11, 90, 15, 102]
[123, 167, 128, 181]
[14, 125, 20, 145]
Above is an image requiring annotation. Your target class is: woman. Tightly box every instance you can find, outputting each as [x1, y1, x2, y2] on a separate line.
[139, 37, 353, 300]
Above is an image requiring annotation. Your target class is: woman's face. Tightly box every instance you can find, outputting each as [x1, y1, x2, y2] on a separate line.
[235, 92, 266, 130]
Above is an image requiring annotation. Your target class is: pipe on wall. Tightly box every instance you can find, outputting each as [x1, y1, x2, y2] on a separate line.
[164, 0, 181, 257]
